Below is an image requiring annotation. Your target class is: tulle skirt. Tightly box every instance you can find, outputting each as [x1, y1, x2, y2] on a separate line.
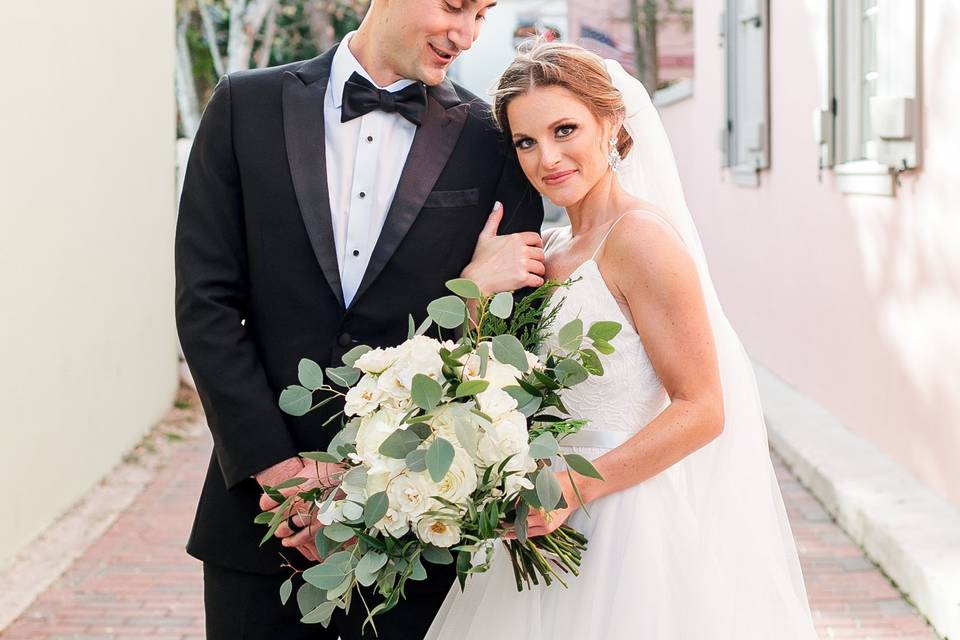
[425, 449, 817, 640]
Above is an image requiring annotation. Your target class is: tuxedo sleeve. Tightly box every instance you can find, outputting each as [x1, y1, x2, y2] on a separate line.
[494, 154, 544, 235]
[175, 76, 298, 490]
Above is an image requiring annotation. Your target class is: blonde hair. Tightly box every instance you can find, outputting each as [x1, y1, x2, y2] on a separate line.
[492, 39, 633, 158]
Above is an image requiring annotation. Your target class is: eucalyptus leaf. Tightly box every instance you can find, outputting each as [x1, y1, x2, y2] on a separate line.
[557, 318, 584, 352]
[554, 358, 589, 387]
[279, 385, 313, 417]
[489, 291, 514, 319]
[300, 451, 342, 464]
[579, 348, 603, 375]
[296, 582, 326, 617]
[356, 550, 388, 586]
[592, 338, 615, 355]
[514, 501, 530, 544]
[363, 491, 389, 528]
[426, 437, 456, 482]
[476, 342, 490, 378]
[535, 469, 563, 511]
[445, 278, 482, 299]
[272, 476, 307, 490]
[301, 600, 337, 625]
[405, 448, 428, 472]
[455, 379, 489, 398]
[303, 560, 351, 590]
[378, 428, 424, 459]
[327, 574, 354, 600]
[279, 577, 294, 605]
[503, 385, 542, 417]
[422, 545, 454, 565]
[254, 511, 274, 525]
[411, 374, 443, 411]
[342, 344, 372, 367]
[408, 314, 416, 339]
[427, 295, 468, 329]
[409, 553, 428, 581]
[491, 334, 529, 372]
[528, 432, 561, 459]
[587, 320, 622, 342]
[298, 359, 325, 390]
[326, 366, 361, 388]
[563, 453, 605, 480]
[416, 315, 434, 336]
[454, 419, 481, 457]
[322, 522, 356, 543]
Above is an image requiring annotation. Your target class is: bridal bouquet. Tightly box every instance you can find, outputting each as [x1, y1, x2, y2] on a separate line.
[258, 278, 621, 631]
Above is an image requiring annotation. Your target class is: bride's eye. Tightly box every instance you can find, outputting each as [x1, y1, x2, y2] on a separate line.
[514, 138, 535, 150]
[556, 124, 577, 139]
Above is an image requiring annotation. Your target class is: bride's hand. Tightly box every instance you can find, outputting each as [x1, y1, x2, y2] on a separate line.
[460, 201, 545, 295]
[524, 472, 580, 538]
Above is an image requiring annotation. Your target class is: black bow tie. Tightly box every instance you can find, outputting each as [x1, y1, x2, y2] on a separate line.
[340, 72, 428, 126]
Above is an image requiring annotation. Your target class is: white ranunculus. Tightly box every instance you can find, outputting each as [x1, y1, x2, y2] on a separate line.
[415, 517, 462, 548]
[355, 347, 398, 375]
[355, 408, 404, 461]
[387, 472, 434, 517]
[377, 365, 412, 400]
[374, 507, 410, 538]
[431, 448, 478, 506]
[344, 374, 384, 417]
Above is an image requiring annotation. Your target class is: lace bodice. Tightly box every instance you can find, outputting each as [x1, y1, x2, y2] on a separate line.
[541, 226, 670, 441]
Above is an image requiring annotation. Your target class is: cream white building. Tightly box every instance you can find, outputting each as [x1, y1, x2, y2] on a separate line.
[0, 2, 179, 569]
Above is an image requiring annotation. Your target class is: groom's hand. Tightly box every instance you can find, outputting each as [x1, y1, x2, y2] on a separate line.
[460, 202, 545, 295]
[256, 457, 343, 562]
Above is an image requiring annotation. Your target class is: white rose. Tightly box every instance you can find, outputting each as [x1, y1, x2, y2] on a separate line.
[475, 387, 517, 420]
[431, 448, 478, 506]
[483, 360, 523, 391]
[428, 403, 473, 445]
[415, 517, 462, 548]
[355, 347, 398, 375]
[394, 335, 444, 388]
[355, 409, 404, 461]
[491, 411, 530, 456]
[387, 472, 434, 517]
[374, 507, 410, 538]
[344, 375, 383, 417]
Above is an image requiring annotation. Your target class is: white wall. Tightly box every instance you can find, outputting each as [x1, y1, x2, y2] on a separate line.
[660, 0, 960, 507]
[0, 2, 179, 566]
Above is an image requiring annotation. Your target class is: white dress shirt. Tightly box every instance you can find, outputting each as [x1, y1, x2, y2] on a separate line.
[325, 32, 418, 307]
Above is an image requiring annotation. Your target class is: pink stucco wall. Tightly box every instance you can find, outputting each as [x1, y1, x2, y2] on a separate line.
[658, 0, 960, 507]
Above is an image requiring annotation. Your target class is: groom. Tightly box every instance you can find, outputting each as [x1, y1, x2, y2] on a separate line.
[175, 0, 544, 638]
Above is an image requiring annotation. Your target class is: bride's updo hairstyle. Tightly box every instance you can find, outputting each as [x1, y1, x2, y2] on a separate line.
[492, 40, 633, 160]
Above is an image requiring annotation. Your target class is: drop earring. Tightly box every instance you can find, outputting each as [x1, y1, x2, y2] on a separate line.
[607, 135, 622, 172]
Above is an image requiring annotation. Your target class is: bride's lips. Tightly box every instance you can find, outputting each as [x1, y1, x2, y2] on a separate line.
[542, 169, 577, 186]
[428, 43, 456, 66]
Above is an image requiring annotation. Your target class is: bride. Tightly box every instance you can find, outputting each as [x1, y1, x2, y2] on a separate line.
[426, 42, 817, 639]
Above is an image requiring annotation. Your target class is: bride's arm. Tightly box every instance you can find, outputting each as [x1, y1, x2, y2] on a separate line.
[572, 214, 723, 505]
[525, 214, 722, 538]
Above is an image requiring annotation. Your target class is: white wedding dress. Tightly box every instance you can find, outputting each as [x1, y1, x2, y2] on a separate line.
[425, 59, 817, 640]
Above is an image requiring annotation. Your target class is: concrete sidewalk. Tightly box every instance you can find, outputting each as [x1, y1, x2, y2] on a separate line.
[0, 390, 940, 639]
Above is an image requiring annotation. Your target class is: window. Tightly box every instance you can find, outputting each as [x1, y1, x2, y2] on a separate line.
[818, 0, 920, 196]
[721, 0, 770, 187]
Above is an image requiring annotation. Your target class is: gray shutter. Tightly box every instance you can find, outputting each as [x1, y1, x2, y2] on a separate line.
[724, 0, 770, 186]
[870, 0, 920, 170]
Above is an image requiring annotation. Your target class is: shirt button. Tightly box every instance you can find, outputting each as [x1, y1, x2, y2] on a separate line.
[352, 249, 360, 257]
[359, 192, 366, 199]
[338, 333, 352, 347]
[366, 135, 374, 142]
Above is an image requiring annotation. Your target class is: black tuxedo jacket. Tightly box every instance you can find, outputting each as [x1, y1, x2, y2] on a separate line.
[175, 45, 543, 578]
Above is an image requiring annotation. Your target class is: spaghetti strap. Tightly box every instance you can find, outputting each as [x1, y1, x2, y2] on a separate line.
[590, 209, 687, 262]
[590, 212, 640, 261]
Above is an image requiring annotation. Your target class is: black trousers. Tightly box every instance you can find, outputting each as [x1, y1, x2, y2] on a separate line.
[204, 562, 456, 640]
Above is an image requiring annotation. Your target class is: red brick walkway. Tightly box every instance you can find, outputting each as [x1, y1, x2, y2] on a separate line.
[1, 393, 940, 639]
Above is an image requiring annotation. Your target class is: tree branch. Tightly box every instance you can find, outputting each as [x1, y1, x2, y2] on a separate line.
[197, 0, 225, 77]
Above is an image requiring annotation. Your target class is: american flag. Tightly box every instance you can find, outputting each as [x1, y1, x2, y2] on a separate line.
[578, 25, 636, 74]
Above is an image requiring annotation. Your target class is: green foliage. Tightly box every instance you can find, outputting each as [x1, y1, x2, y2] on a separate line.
[477, 280, 569, 352]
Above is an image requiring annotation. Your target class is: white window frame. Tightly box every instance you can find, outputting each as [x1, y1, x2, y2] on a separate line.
[819, 0, 920, 197]
[720, 0, 771, 188]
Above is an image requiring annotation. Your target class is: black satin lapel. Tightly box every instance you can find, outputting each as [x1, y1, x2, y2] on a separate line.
[348, 98, 470, 310]
[282, 71, 345, 309]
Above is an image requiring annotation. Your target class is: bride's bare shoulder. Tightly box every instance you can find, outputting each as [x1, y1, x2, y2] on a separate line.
[603, 209, 696, 295]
